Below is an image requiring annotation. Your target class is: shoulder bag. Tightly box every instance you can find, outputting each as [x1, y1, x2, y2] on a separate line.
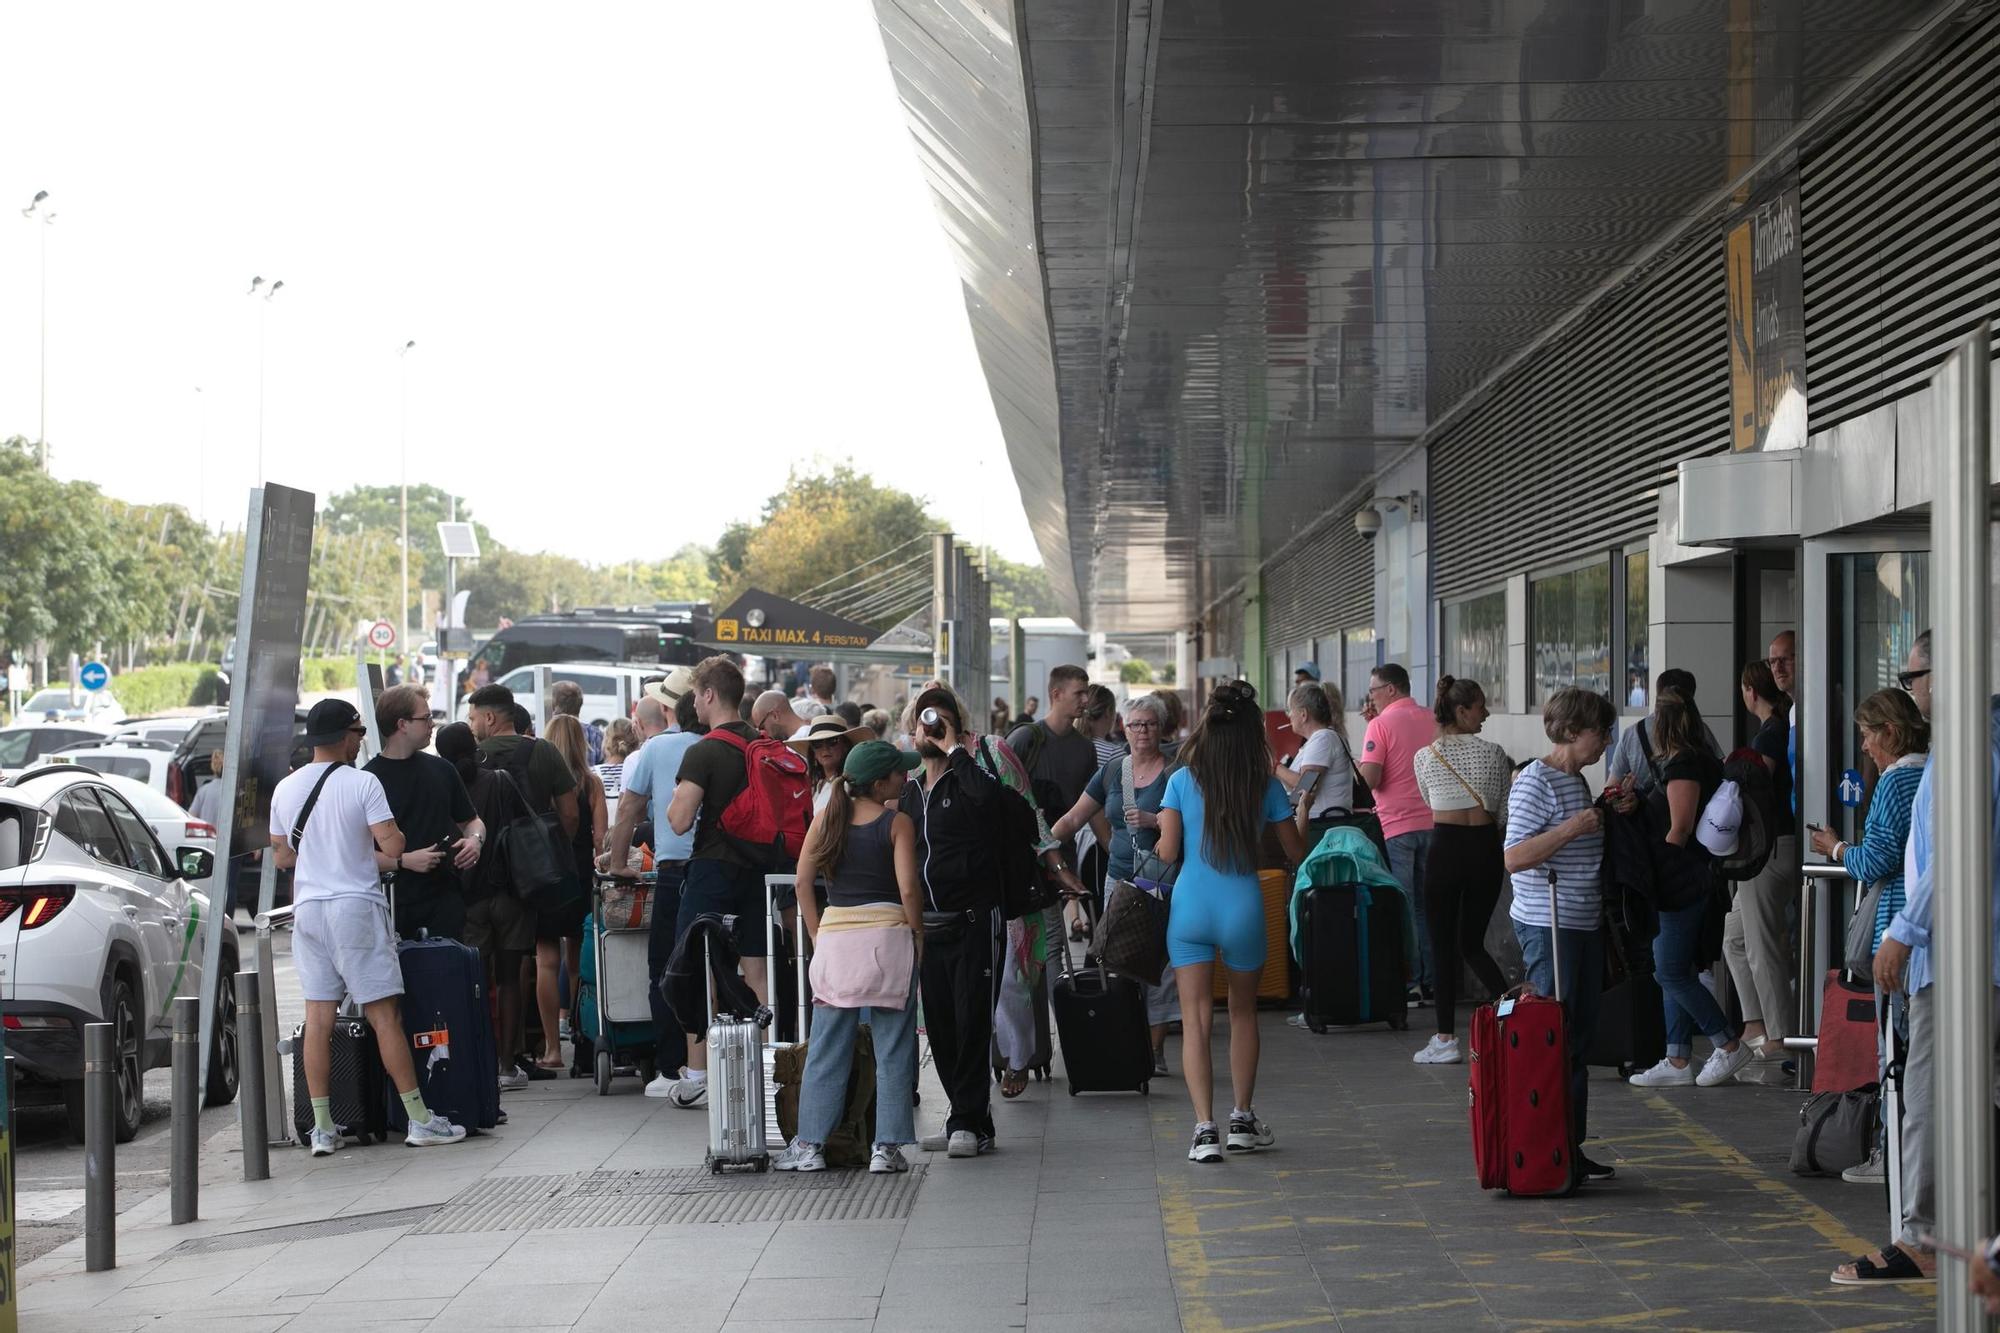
[1097, 754, 1172, 977]
[1427, 739, 1489, 814]
[288, 763, 342, 851]
[495, 740, 581, 913]
[1123, 754, 1178, 890]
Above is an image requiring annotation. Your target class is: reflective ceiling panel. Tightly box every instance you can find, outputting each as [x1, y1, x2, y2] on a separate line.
[874, 0, 1940, 631]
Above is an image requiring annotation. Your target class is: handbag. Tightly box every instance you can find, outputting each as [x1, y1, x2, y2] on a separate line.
[1845, 877, 1884, 977]
[1096, 879, 1169, 978]
[1790, 1087, 1879, 1177]
[493, 742, 581, 913]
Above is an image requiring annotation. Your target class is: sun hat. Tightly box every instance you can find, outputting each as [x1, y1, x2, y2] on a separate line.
[642, 665, 697, 710]
[786, 714, 872, 753]
[843, 739, 920, 785]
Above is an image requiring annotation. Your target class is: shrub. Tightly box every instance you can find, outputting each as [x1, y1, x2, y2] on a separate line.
[96, 663, 223, 716]
[1119, 658, 1154, 685]
[298, 657, 358, 693]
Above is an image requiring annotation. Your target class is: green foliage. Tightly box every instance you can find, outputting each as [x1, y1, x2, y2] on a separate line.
[93, 664, 222, 715]
[299, 657, 359, 693]
[1119, 658, 1154, 685]
[987, 555, 1061, 620]
[709, 465, 939, 612]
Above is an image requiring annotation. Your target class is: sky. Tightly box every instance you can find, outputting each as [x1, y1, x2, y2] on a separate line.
[0, 2, 1039, 566]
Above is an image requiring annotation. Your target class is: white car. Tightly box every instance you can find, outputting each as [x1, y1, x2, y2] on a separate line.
[16, 688, 126, 726]
[0, 723, 120, 778]
[41, 739, 176, 792]
[0, 766, 238, 1142]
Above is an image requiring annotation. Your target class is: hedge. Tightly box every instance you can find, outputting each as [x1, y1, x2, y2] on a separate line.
[299, 657, 358, 693]
[92, 664, 225, 716]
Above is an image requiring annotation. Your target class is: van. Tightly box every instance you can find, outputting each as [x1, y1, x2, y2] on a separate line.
[462, 662, 671, 732]
[463, 609, 710, 684]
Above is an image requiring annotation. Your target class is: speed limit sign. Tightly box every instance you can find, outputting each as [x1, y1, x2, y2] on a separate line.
[367, 620, 397, 651]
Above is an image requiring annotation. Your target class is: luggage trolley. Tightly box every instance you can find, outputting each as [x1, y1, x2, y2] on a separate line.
[583, 871, 660, 1095]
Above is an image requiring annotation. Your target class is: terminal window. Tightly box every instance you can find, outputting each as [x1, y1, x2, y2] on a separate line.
[1443, 591, 1507, 704]
[1530, 561, 1611, 703]
[1622, 550, 1649, 712]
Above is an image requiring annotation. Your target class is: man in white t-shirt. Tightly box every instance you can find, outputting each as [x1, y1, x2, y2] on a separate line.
[269, 699, 467, 1155]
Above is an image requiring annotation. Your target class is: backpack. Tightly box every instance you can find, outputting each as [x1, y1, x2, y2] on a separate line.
[1707, 748, 1776, 881]
[978, 734, 1058, 921]
[704, 727, 812, 867]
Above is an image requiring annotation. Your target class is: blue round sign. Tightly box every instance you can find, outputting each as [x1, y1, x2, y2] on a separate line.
[1838, 768, 1865, 808]
[79, 661, 109, 692]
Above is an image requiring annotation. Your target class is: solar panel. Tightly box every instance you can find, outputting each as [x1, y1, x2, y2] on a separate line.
[436, 522, 481, 560]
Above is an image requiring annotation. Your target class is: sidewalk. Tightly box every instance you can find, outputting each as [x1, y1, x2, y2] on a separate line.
[18, 1012, 1933, 1332]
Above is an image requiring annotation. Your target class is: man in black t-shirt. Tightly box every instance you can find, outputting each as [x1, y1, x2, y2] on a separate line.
[661, 655, 769, 1108]
[365, 685, 483, 941]
[1006, 663, 1098, 852]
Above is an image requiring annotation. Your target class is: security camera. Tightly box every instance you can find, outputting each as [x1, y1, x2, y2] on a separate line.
[1354, 507, 1384, 539]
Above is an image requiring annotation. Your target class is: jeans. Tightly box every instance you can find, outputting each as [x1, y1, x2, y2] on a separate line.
[1513, 919, 1605, 1145]
[918, 907, 996, 1138]
[645, 861, 690, 1074]
[797, 961, 920, 1147]
[1387, 829, 1436, 989]
[1652, 898, 1736, 1061]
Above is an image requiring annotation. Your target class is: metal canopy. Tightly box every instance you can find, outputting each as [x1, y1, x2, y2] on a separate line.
[875, 0, 1936, 630]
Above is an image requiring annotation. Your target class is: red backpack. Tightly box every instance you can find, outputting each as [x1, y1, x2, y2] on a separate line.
[705, 728, 812, 866]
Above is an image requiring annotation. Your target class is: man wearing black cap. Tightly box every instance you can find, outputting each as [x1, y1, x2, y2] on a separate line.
[269, 699, 467, 1154]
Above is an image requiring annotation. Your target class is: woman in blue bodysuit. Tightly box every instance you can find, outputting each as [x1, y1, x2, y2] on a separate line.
[1156, 681, 1305, 1164]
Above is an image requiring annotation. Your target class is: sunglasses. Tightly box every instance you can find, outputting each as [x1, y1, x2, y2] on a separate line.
[347, 725, 368, 736]
[1898, 668, 1932, 691]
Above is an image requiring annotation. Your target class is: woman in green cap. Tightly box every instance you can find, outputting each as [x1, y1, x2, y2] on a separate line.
[773, 739, 926, 1175]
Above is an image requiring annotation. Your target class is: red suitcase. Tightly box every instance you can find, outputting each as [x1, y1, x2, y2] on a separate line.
[1811, 968, 1879, 1094]
[1469, 870, 1580, 1198]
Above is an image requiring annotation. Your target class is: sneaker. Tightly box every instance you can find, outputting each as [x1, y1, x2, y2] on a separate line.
[666, 1072, 708, 1109]
[1627, 1058, 1696, 1088]
[1405, 987, 1424, 1010]
[975, 1133, 996, 1156]
[495, 1108, 508, 1126]
[497, 1068, 529, 1092]
[1412, 1035, 1462, 1065]
[308, 1127, 340, 1157]
[869, 1143, 909, 1174]
[947, 1130, 980, 1158]
[1843, 1150, 1887, 1184]
[1152, 1051, 1170, 1079]
[1188, 1124, 1223, 1163]
[1734, 1060, 1795, 1088]
[518, 1059, 557, 1082]
[773, 1138, 827, 1172]
[1421, 985, 1437, 1007]
[1696, 1043, 1756, 1087]
[1578, 1152, 1616, 1181]
[919, 1130, 951, 1153]
[1226, 1114, 1274, 1152]
[1285, 1012, 1311, 1029]
[405, 1113, 468, 1148]
[643, 1072, 677, 1099]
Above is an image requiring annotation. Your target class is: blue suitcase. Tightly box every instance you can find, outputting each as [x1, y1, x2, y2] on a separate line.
[384, 935, 501, 1133]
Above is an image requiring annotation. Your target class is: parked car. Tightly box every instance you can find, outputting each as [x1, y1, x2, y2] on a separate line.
[166, 706, 313, 810]
[0, 723, 121, 778]
[44, 738, 176, 792]
[13, 688, 126, 727]
[465, 661, 669, 731]
[0, 765, 237, 1141]
[115, 715, 213, 747]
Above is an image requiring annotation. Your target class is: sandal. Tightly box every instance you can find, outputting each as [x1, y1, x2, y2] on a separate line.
[1000, 1069, 1029, 1099]
[1830, 1245, 1936, 1286]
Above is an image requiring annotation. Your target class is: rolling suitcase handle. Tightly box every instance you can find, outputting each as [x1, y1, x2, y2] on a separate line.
[1547, 867, 1561, 1005]
[764, 874, 809, 1041]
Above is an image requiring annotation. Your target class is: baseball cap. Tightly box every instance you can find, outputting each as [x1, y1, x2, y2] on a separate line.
[1696, 780, 1742, 858]
[1296, 662, 1321, 681]
[303, 698, 364, 747]
[643, 665, 697, 710]
[843, 739, 920, 786]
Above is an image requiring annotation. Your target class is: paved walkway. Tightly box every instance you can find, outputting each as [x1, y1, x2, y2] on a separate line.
[18, 1008, 1933, 1331]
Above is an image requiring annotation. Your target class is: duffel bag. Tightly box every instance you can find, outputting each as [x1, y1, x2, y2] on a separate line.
[1790, 1087, 1877, 1177]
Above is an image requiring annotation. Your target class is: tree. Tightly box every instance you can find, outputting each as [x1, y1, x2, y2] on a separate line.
[1119, 658, 1154, 685]
[987, 554, 1061, 620]
[323, 484, 497, 628]
[711, 465, 940, 619]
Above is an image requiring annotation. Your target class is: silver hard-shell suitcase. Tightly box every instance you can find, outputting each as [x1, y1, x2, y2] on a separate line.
[704, 931, 771, 1173]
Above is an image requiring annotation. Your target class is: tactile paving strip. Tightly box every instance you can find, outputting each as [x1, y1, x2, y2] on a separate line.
[411, 1165, 927, 1233]
[165, 1205, 441, 1256]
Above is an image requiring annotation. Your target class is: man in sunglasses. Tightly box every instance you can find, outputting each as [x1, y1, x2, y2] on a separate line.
[366, 685, 484, 942]
[269, 698, 467, 1153]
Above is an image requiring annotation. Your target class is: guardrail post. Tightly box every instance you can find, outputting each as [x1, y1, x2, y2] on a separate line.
[84, 1021, 115, 1271]
[171, 995, 199, 1223]
[235, 970, 270, 1181]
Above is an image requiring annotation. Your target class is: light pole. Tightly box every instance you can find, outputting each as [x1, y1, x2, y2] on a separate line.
[397, 340, 415, 670]
[246, 276, 285, 485]
[21, 191, 54, 471]
[193, 386, 207, 528]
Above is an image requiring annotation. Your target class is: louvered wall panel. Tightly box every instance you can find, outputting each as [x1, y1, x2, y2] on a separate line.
[1265, 515, 1374, 649]
[1803, 10, 1999, 431]
[1431, 236, 1731, 601]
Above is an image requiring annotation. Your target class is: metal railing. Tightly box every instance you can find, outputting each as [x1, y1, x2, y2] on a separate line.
[1781, 860, 1857, 1088]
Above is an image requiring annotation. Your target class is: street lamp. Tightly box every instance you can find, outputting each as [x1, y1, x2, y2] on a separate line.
[247, 276, 285, 485]
[21, 191, 55, 471]
[193, 385, 207, 528]
[398, 339, 416, 669]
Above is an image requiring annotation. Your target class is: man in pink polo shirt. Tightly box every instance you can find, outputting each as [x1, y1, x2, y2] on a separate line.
[1358, 663, 1437, 1008]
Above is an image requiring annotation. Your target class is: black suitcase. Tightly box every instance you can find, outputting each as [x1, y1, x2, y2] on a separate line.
[1051, 899, 1152, 1095]
[1297, 883, 1409, 1032]
[384, 936, 502, 1133]
[1585, 973, 1667, 1077]
[290, 1017, 390, 1145]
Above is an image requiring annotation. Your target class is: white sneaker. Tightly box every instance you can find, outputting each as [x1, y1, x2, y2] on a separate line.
[919, 1130, 951, 1153]
[667, 1071, 708, 1109]
[405, 1113, 468, 1147]
[1843, 1149, 1887, 1183]
[947, 1130, 979, 1158]
[1226, 1114, 1274, 1152]
[497, 1068, 529, 1092]
[1412, 1035, 1462, 1065]
[1696, 1042, 1756, 1087]
[1188, 1124, 1223, 1163]
[1285, 1012, 1310, 1029]
[308, 1127, 340, 1157]
[1628, 1058, 1695, 1088]
[773, 1138, 826, 1172]
[643, 1072, 676, 1099]
[869, 1143, 909, 1174]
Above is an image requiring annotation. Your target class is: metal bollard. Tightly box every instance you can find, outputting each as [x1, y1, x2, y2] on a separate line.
[84, 1021, 115, 1271]
[234, 971, 269, 1181]
[171, 995, 199, 1223]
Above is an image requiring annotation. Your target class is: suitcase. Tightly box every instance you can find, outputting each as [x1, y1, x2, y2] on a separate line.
[703, 930, 772, 1173]
[289, 1017, 389, 1146]
[1051, 896, 1153, 1096]
[1812, 969, 1879, 1094]
[1584, 973, 1666, 1077]
[1211, 869, 1292, 1002]
[1296, 882, 1408, 1031]
[763, 875, 809, 1150]
[384, 935, 501, 1132]
[1469, 869, 1579, 1198]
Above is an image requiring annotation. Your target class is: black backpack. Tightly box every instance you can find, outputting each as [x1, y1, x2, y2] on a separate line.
[980, 735, 1058, 921]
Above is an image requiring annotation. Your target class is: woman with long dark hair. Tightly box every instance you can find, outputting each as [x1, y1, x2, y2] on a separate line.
[542, 715, 602, 1069]
[1156, 681, 1305, 1163]
[1729, 658, 1798, 1081]
[788, 714, 870, 815]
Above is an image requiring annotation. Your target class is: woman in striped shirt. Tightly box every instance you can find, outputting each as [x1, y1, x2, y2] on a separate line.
[1809, 688, 1928, 956]
[1502, 686, 1624, 1184]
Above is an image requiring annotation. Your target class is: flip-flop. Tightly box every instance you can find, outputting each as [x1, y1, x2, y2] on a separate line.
[1000, 1070, 1029, 1099]
[1830, 1246, 1935, 1286]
